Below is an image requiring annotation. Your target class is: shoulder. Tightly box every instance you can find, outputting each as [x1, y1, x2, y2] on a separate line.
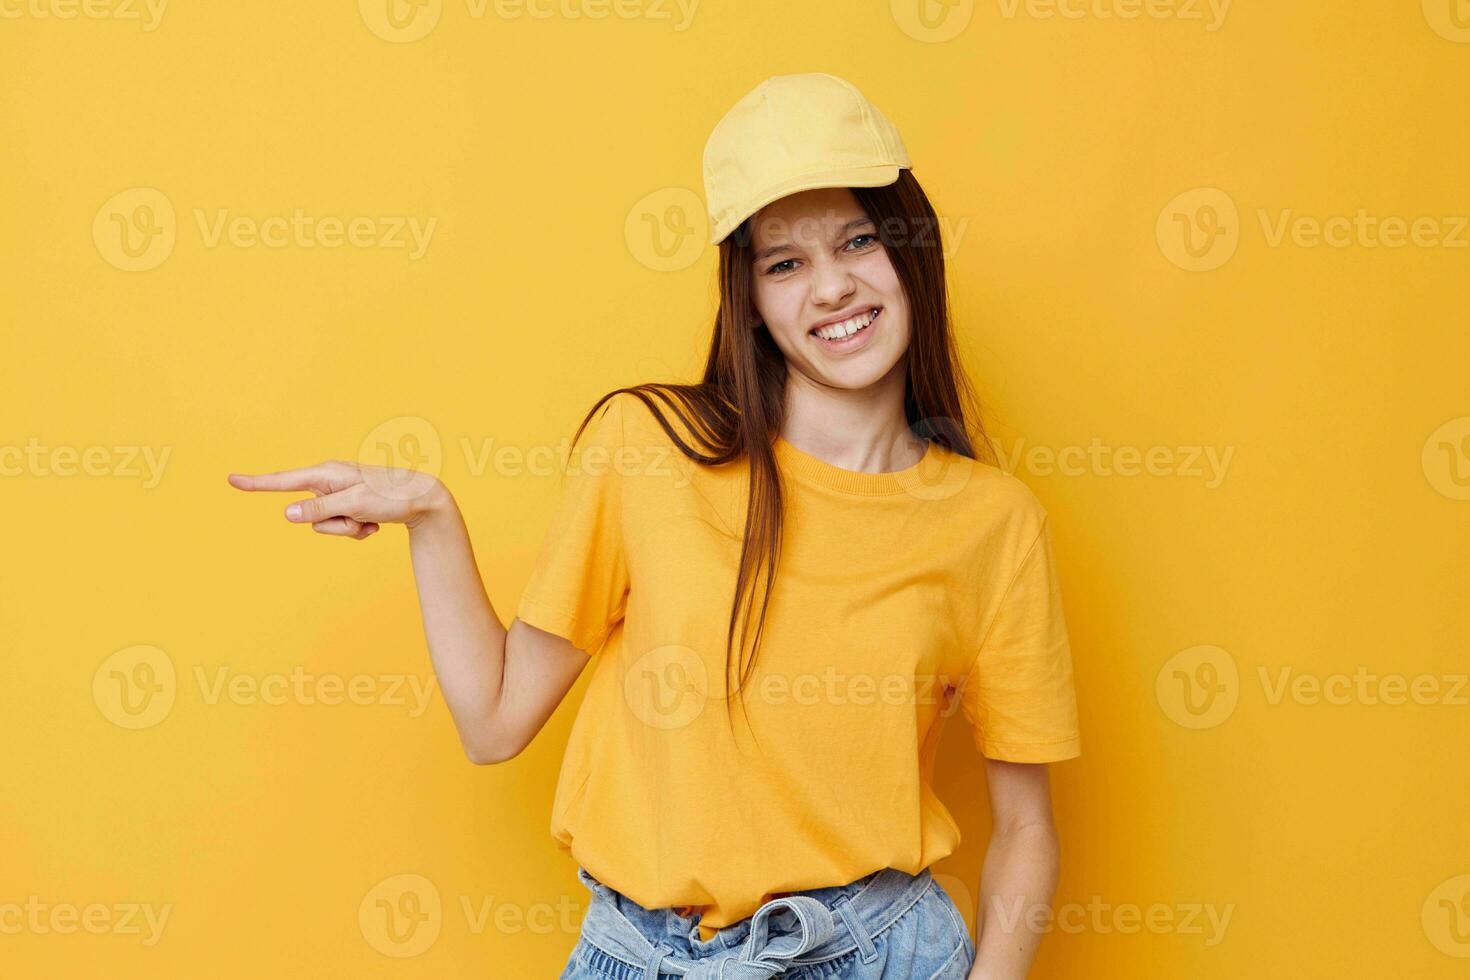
[568, 392, 630, 451]
[575, 389, 673, 435]
[573, 390, 703, 493]
[928, 441, 1050, 541]
[592, 388, 704, 453]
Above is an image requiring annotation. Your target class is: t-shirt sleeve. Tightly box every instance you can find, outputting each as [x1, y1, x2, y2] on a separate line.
[959, 514, 1081, 763]
[514, 394, 631, 655]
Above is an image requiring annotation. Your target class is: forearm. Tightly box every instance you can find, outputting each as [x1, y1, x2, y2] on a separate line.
[969, 822, 1061, 980]
[405, 482, 509, 758]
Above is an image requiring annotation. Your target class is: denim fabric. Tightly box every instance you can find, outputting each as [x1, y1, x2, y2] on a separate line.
[559, 864, 976, 980]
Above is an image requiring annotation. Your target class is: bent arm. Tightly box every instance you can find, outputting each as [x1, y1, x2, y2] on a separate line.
[408, 482, 591, 764]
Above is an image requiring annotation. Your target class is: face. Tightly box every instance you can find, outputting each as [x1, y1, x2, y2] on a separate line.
[747, 187, 911, 391]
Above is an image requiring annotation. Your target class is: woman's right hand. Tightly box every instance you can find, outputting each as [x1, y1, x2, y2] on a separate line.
[228, 455, 589, 764]
[227, 459, 447, 539]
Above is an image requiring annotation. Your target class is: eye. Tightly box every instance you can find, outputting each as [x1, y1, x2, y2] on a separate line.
[846, 233, 878, 251]
[764, 258, 797, 275]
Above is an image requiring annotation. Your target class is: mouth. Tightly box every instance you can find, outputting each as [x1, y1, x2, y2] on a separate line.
[809, 306, 882, 351]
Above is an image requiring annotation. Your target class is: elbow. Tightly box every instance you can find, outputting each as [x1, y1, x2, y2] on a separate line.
[461, 730, 523, 765]
[998, 814, 1058, 840]
[1001, 818, 1061, 862]
[464, 741, 512, 765]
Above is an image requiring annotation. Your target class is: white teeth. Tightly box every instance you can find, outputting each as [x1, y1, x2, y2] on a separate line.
[814, 308, 879, 340]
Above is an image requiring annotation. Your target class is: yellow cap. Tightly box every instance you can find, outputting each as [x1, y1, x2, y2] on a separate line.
[701, 73, 913, 246]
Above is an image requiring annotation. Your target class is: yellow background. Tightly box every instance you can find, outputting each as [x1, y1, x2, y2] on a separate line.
[3, 1, 1468, 976]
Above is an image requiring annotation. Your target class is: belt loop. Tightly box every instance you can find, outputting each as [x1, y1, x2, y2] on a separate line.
[832, 894, 878, 964]
[641, 940, 673, 980]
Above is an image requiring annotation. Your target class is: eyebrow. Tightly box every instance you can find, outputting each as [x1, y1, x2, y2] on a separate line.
[751, 217, 876, 264]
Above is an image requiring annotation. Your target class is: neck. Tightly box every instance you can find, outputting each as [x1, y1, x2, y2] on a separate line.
[778, 362, 925, 473]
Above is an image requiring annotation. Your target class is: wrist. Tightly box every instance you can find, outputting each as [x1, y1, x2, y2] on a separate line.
[406, 478, 454, 531]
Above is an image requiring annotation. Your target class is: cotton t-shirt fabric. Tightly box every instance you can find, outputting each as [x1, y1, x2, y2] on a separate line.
[515, 392, 1080, 942]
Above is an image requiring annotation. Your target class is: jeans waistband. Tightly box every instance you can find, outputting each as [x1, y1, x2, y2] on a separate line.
[574, 865, 934, 980]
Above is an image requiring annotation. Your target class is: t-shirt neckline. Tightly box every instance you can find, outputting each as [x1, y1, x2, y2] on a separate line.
[772, 434, 937, 496]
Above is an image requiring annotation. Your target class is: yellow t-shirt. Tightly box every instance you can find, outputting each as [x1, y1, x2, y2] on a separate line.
[515, 392, 1080, 941]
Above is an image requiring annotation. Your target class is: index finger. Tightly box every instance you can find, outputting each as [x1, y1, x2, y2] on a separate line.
[227, 464, 337, 493]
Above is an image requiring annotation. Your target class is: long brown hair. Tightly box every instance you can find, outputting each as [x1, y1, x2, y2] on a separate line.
[569, 170, 994, 747]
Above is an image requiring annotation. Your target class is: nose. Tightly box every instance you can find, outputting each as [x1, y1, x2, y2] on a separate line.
[808, 256, 856, 309]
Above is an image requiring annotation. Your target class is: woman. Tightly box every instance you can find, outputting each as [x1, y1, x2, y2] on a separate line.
[229, 73, 1080, 980]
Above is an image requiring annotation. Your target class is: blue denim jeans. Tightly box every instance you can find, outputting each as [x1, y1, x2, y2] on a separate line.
[559, 864, 976, 979]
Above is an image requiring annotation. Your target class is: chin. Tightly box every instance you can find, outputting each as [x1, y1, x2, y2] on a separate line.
[815, 355, 902, 390]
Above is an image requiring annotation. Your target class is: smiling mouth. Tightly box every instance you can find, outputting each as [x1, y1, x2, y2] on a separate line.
[810, 306, 882, 342]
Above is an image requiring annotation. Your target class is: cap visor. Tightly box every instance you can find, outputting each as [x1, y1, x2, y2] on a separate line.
[710, 163, 902, 245]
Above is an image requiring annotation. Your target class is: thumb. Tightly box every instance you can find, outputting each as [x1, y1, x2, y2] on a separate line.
[285, 485, 359, 524]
